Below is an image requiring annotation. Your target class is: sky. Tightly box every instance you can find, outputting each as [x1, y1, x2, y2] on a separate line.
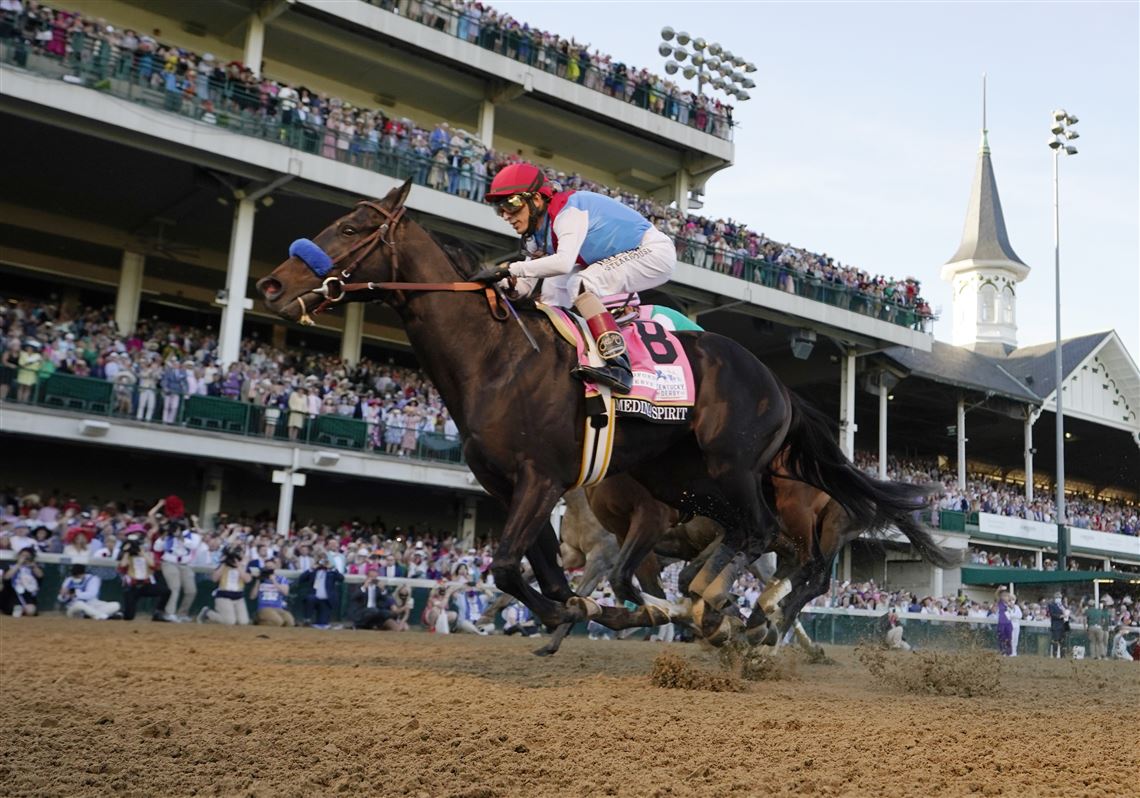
[494, 0, 1139, 362]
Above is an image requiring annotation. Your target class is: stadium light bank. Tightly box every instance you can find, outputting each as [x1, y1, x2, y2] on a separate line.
[1047, 108, 1079, 571]
[658, 27, 756, 102]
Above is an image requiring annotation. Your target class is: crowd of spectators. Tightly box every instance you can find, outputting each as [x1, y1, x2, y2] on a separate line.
[1, 296, 459, 453]
[0, 2, 931, 324]
[852, 452, 1139, 536]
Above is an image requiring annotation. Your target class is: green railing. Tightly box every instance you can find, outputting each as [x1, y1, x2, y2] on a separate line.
[362, 0, 734, 140]
[1, 366, 465, 466]
[938, 510, 968, 532]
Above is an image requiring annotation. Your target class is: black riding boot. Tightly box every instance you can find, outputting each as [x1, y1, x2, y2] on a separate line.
[571, 351, 633, 394]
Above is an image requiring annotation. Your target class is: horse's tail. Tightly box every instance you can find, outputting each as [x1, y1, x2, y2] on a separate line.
[778, 392, 960, 570]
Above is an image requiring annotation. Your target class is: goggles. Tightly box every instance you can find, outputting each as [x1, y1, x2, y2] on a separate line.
[495, 193, 529, 217]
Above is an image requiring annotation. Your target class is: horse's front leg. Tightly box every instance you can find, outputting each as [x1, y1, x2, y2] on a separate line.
[490, 469, 580, 630]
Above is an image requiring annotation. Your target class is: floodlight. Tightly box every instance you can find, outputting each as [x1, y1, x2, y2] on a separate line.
[732, 55, 746, 67]
[665, 60, 679, 75]
[683, 66, 697, 79]
[736, 90, 750, 101]
[706, 56, 720, 70]
[741, 77, 755, 89]
[1064, 144, 1078, 155]
[1065, 114, 1078, 125]
[1048, 137, 1062, 149]
[731, 71, 744, 82]
[694, 37, 706, 51]
[673, 47, 688, 62]
[658, 43, 673, 57]
[691, 53, 704, 67]
[744, 62, 757, 72]
[1050, 122, 1064, 135]
[1052, 108, 1067, 122]
[708, 42, 722, 56]
[712, 77, 726, 90]
[661, 26, 675, 41]
[722, 50, 733, 63]
[1065, 129, 1079, 140]
[719, 63, 733, 75]
[676, 31, 690, 46]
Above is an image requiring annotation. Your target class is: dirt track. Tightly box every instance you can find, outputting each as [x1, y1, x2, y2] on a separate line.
[1, 617, 1136, 797]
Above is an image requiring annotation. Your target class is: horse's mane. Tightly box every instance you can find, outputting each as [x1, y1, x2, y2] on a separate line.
[425, 229, 539, 312]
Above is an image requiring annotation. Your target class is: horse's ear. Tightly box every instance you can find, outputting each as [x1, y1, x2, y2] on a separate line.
[387, 178, 413, 211]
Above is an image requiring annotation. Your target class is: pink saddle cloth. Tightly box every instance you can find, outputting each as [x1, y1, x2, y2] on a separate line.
[540, 305, 696, 424]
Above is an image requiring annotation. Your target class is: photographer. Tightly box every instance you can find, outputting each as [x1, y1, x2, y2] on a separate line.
[298, 554, 343, 629]
[390, 585, 414, 631]
[150, 497, 202, 622]
[349, 571, 399, 630]
[117, 529, 172, 621]
[58, 564, 121, 620]
[252, 559, 294, 627]
[197, 545, 252, 625]
[3, 547, 44, 617]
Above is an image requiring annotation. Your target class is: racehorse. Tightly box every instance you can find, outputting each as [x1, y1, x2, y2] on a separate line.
[256, 182, 946, 643]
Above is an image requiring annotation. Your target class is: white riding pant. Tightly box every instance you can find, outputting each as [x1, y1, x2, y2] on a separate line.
[66, 599, 121, 620]
[522, 226, 676, 308]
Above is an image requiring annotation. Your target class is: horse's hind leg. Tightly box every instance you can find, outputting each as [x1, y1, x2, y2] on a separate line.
[609, 497, 670, 606]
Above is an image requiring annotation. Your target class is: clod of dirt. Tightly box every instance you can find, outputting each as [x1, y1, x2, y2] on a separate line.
[856, 644, 1000, 697]
[650, 652, 744, 692]
[718, 641, 798, 681]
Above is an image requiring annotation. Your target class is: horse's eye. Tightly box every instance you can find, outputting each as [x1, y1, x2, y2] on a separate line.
[341, 225, 358, 236]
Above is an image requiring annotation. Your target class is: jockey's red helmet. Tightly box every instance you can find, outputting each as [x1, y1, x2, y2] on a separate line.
[485, 163, 554, 208]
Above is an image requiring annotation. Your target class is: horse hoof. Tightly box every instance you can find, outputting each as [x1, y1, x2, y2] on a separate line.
[532, 644, 557, 658]
[706, 615, 744, 647]
[567, 596, 602, 618]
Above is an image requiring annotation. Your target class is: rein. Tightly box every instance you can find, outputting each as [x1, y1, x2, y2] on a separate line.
[295, 199, 508, 325]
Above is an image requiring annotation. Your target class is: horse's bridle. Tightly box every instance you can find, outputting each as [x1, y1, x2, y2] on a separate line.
[295, 199, 507, 325]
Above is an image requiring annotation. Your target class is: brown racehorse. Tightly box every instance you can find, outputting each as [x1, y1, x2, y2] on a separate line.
[257, 183, 953, 644]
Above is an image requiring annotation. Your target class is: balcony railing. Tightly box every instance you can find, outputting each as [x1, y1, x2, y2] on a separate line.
[2, 368, 465, 466]
[0, 39, 929, 330]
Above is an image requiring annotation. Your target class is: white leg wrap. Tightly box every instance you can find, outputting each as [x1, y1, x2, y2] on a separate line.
[758, 578, 791, 615]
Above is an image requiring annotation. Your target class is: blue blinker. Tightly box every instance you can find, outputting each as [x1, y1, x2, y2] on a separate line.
[289, 238, 335, 277]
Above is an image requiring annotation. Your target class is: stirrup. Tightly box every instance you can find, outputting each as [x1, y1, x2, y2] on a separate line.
[571, 353, 632, 394]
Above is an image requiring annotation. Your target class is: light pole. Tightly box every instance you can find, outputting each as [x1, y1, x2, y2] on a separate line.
[658, 27, 756, 102]
[1047, 109, 1079, 571]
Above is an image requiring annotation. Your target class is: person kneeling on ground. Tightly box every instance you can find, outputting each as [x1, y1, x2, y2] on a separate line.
[3, 547, 44, 617]
[197, 545, 251, 625]
[252, 559, 294, 627]
[350, 571, 400, 630]
[58, 564, 121, 620]
[448, 573, 496, 635]
[880, 605, 911, 651]
[502, 599, 540, 636]
[117, 528, 172, 621]
[389, 585, 413, 631]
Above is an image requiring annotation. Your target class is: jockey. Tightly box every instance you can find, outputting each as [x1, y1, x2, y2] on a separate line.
[472, 163, 676, 394]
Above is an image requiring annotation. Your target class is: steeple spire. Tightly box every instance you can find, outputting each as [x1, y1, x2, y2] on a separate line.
[941, 78, 1030, 355]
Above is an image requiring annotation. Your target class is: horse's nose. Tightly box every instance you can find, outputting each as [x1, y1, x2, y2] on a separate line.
[257, 276, 283, 301]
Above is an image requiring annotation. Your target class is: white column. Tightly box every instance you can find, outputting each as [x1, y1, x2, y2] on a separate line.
[273, 458, 305, 538]
[930, 566, 944, 599]
[478, 99, 495, 147]
[839, 350, 857, 459]
[878, 381, 888, 480]
[1024, 409, 1036, 501]
[674, 169, 690, 214]
[1035, 550, 1044, 570]
[956, 396, 967, 490]
[243, 14, 266, 77]
[458, 496, 477, 549]
[198, 464, 224, 531]
[340, 302, 364, 366]
[275, 476, 295, 538]
[219, 198, 256, 367]
[115, 251, 145, 335]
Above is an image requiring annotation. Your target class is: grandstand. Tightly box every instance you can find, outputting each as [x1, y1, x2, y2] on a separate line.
[1, 0, 1137, 610]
